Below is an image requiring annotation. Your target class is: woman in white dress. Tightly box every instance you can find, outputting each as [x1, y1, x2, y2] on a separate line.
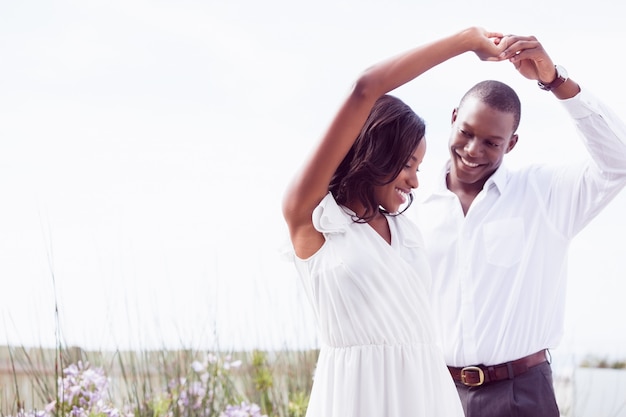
[282, 27, 505, 416]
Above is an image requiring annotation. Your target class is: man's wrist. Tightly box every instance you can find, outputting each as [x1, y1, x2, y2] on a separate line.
[538, 65, 568, 91]
[552, 79, 581, 100]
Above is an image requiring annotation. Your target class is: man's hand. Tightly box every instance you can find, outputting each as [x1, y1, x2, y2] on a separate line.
[499, 34, 580, 99]
[498, 35, 556, 83]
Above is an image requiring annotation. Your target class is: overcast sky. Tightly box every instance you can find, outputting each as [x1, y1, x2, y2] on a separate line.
[1, 0, 625, 363]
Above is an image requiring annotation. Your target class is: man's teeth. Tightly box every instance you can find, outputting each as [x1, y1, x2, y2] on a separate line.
[461, 157, 479, 167]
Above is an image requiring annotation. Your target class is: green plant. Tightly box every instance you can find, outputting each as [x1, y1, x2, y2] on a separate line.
[286, 391, 308, 417]
[579, 355, 626, 369]
[249, 351, 273, 416]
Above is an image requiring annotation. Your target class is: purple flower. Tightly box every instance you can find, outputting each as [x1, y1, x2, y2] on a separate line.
[220, 402, 267, 417]
[49, 361, 128, 417]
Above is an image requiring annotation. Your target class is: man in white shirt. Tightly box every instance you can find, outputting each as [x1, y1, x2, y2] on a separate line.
[413, 34, 626, 416]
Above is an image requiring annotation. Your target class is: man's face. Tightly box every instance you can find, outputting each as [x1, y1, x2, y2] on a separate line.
[448, 97, 518, 190]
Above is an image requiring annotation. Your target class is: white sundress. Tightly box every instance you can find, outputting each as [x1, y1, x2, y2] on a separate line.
[292, 192, 464, 416]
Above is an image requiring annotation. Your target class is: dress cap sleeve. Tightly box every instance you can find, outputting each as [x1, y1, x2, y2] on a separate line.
[312, 192, 349, 234]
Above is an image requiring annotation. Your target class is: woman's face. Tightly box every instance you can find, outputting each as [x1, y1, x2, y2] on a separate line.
[374, 139, 426, 214]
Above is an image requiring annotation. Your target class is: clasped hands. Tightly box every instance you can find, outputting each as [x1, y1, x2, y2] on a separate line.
[471, 27, 556, 83]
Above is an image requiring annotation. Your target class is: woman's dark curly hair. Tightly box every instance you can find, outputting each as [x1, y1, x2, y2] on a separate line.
[329, 94, 425, 222]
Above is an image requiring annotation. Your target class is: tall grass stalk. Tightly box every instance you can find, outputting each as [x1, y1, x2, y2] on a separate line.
[6, 346, 21, 414]
[41, 210, 63, 417]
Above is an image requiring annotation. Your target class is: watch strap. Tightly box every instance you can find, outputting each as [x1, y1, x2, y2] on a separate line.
[538, 65, 568, 91]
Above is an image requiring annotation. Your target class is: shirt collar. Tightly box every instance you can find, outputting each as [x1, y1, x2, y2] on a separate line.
[424, 160, 510, 200]
[485, 163, 509, 193]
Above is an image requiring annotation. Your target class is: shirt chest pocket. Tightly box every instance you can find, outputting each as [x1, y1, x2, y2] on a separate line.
[481, 218, 525, 267]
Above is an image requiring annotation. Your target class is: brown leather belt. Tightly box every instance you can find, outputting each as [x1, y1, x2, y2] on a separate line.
[448, 350, 548, 387]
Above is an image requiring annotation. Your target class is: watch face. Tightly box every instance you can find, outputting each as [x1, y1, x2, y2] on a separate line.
[555, 64, 568, 79]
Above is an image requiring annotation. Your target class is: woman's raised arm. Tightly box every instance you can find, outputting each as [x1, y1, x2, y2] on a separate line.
[282, 27, 504, 258]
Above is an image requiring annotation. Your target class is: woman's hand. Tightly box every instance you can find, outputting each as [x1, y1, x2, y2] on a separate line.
[463, 27, 507, 62]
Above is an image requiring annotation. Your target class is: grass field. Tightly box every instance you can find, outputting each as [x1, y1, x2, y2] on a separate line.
[2, 345, 625, 417]
[0, 345, 317, 417]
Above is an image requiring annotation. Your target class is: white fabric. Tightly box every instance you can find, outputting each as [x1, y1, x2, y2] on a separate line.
[413, 88, 626, 367]
[293, 192, 464, 417]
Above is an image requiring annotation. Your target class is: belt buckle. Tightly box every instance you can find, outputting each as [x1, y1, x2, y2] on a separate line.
[460, 366, 485, 386]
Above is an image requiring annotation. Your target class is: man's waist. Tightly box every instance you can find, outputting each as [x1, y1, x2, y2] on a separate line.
[448, 350, 549, 387]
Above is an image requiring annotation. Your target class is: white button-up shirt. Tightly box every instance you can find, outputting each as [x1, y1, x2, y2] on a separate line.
[413, 89, 626, 367]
